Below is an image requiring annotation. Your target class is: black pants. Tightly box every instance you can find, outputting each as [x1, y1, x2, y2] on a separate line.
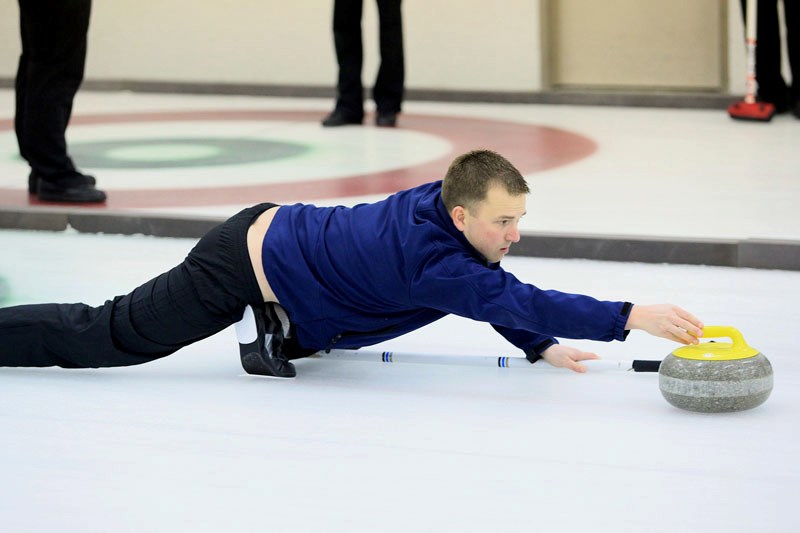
[15, 0, 91, 179]
[333, 0, 404, 118]
[0, 204, 276, 369]
[740, 0, 800, 106]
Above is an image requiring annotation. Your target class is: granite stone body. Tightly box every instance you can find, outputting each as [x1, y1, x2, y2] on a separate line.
[658, 353, 773, 413]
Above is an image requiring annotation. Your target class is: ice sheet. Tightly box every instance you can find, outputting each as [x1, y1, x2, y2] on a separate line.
[1, 230, 798, 532]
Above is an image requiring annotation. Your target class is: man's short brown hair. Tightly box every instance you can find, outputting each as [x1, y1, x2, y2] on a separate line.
[441, 150, 529, 212]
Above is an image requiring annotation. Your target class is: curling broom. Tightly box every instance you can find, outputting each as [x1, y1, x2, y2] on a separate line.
[728, 0, 776, 121]
[315, 349, 661, 372]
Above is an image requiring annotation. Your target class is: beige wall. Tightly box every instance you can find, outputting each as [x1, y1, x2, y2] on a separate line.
[0, 0, 747, 94]
[549, 0, 724, 90]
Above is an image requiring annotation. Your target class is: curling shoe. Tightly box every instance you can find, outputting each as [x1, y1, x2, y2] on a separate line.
[237, 303, 296, 378]
[321, 109, 363, 127]
[36, 173, 106, 203]
[375, 112, 398, 127]
[29, 171, 97, 194]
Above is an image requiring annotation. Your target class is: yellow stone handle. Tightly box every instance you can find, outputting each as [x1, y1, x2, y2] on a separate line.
[673, 325, 759, 360]
[701, 325, 748, 349]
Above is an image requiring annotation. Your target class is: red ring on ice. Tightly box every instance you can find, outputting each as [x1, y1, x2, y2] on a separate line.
[0, 110, 597, 208]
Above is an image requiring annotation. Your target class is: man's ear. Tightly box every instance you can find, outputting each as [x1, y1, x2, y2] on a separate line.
[450, 205, 467, 231]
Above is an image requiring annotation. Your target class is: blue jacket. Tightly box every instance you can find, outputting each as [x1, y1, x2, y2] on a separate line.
[261, 181, 631, 357]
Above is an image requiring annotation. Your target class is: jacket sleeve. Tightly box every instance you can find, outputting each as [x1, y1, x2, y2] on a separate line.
[491, 323, 558, 363]
[409, 246, 632, 345]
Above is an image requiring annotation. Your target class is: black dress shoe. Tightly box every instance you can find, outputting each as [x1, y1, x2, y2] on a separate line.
[321, 110, 363, 127]
[375, 112, 398, 127]
[239, 303, 297, 378]
[37, 176, 107, 203]
[29, 171, 96, 194]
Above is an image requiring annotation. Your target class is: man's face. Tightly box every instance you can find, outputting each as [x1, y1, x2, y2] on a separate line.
[452, 185, 527, 263]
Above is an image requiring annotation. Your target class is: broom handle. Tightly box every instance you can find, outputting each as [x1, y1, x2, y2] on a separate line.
[744, 0, 758, 103]
[315, 349, 661, 372]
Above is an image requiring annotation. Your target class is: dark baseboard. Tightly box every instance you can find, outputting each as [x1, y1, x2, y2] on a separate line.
[1, 207, 797, 271]
[0, 77, 737, 110]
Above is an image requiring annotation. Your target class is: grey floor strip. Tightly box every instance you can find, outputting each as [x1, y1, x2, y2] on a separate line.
[0, 78, 736, 110]
[1, 208, 797, 271]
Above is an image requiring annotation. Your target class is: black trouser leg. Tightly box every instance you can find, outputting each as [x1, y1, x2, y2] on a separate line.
[0, 300, 147, 368]
[333, 0, 365, 119]
[783, 0, 800, 102]
[14, 24, 30, 165]
[741, 0, 789, 105]
[15, 0, 92, 178]
[373, 0, 404, 114]
[0, 204, 275, 369]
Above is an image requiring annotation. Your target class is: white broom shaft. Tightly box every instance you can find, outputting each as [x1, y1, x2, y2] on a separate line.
[317, 349, 642, 371]
[745, 0, 758, 103]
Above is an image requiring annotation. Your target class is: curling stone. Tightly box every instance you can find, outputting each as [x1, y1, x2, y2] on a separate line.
[658, 326, 772, 413]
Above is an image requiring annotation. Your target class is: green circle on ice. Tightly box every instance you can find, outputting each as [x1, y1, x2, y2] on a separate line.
[70, 137, 308, 169]
[106, 143, 223, 162]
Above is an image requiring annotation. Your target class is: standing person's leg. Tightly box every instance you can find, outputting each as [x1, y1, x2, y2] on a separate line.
[324, 0, 365, 125]
[742, 0, 790, 111]
[373, 0, 404, 125]
[14, 4, 31, 167]
[16, 0, 86, 180]
[782, 0, 800, 116]
[0, 204, 275, 369]
[15, 0, 103, 202]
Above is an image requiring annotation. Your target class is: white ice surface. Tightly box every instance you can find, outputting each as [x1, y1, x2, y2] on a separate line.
[1, 230, 799, 532]
[2, 89, 800, 241]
